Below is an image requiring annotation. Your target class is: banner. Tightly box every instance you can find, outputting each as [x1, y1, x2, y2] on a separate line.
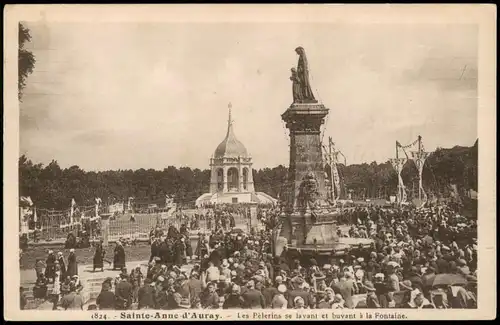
[332, 153, 341, 200]
[128, 197, 134, 211]
[95, 197, 102, 217]
[390, 158, 408, 204]
[19, 207, 30, 234]
[410, 151, 430, 206]
[109, 202, 124, 214]
[20, 196, 33, 207]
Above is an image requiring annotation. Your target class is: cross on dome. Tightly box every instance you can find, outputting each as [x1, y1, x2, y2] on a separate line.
[228, 102, 234, 127]
[213, 102, 248, 159]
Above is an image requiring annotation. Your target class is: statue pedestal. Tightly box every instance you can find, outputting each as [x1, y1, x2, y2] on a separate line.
[276, 212, 345, 266]
[279, 212, 339, 246]
[281, 102, 330, 212]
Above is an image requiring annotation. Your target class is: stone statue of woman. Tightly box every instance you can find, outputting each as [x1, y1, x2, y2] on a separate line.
[294, 46, 317, 102]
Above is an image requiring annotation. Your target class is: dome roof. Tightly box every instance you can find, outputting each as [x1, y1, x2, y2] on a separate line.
[214, 107, 249, 158]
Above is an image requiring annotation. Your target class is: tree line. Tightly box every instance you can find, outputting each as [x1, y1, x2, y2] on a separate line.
[19, 140, 477, 210]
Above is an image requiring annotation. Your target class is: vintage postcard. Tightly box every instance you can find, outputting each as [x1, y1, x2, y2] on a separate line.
[3, 4, 496, 321]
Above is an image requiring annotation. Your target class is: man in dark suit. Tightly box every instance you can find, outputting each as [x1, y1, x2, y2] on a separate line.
[201, 282, 220, 309]
[150, 238, 160, 263]
[138, 278, 156, 309]
[115, 274, 133, 310]
[262, 277, 281, 308]
[405, 266, 424, 293]
[287, 277, 314, 308]
[96, 282, 115, 310]
[209, 243, 223, 267]
[113, 242, 126, 271]
[241, 280, 266, 309]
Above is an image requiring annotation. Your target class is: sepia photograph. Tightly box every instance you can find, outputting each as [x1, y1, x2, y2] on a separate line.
[4, 4, 496, 321]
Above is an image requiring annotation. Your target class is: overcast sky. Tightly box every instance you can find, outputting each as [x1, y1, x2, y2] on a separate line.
[20, 22, 478, 171]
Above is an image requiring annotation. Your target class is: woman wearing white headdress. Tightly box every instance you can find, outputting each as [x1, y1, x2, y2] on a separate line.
[51, 262, 62, 310]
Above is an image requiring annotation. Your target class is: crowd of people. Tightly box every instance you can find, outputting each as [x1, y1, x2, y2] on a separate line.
[23, 201, 477, 310]
[29, 249, 80, 310]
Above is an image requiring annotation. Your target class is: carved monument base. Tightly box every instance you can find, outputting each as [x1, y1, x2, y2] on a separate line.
[275, 212, 373, 266]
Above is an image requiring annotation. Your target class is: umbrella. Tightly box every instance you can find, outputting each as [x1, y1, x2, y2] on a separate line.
[231, 228, 244, 234]
[429, 273, 468, 288]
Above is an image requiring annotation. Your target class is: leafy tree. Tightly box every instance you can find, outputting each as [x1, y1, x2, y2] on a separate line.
[18, 141, 477, 210]
[18, 23, 36, 101]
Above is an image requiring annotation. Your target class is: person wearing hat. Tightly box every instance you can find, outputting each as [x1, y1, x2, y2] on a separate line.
[130, 265, 144, 304]
[56, 252, 67, 281]
[258, 260, 270, 279]
[96, 281, 115, 310]
[372, 273, 389, 308]
[331, 293, 345, 309]
[288, 276, 314, 309]
[113, 240, 126, 271]
[241, 279, 265, 309]
[315, 291, 331, 309]
[221, 259, 232, 279]
[322, 287, 334, 304]
[396, 278, 412, 292]
[49, 264, 62, 310]
[154, 276, 170, 309]
[253, 270, 265, 285]
[386, 264, 400, 293]
[405, 266, 423, 293]
[93, 241, 106, 272]
[60, 281, 84, 310]
[363, 281, 381, 308]
[435, 252, 450, 274]
[64, 248, 77, 278]
[457, 259, 470, 276]
[293, 296, 306, 309]
[201, 281, 220, 309]
[137, 278, 155, 309]
[45, 250, 57, 283]
[332, 271, 354, 309]
[222, 284, 245, 309]
[261, 276, 281, 308]
[271, 284, 288, 309]
[115, 273, 133, 310]
[407, 288, 433, 309]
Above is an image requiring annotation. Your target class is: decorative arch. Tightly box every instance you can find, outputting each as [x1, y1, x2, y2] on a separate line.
[216, 168, 224, 191]
[227, 167, 239, 192]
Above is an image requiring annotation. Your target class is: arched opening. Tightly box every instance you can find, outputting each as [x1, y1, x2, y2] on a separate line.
[227, 167, 239, 192]
[217, 168, 224, 191]
[243, 168, 249, 191]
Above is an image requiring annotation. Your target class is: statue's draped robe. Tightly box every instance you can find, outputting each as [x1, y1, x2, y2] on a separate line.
[297, 53, 316, 101]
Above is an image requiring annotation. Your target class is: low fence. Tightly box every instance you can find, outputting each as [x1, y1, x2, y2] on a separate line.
[21, 211, 251, 244]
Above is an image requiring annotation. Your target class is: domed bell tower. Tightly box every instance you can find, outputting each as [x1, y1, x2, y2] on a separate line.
[209, 103, 255, 195]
